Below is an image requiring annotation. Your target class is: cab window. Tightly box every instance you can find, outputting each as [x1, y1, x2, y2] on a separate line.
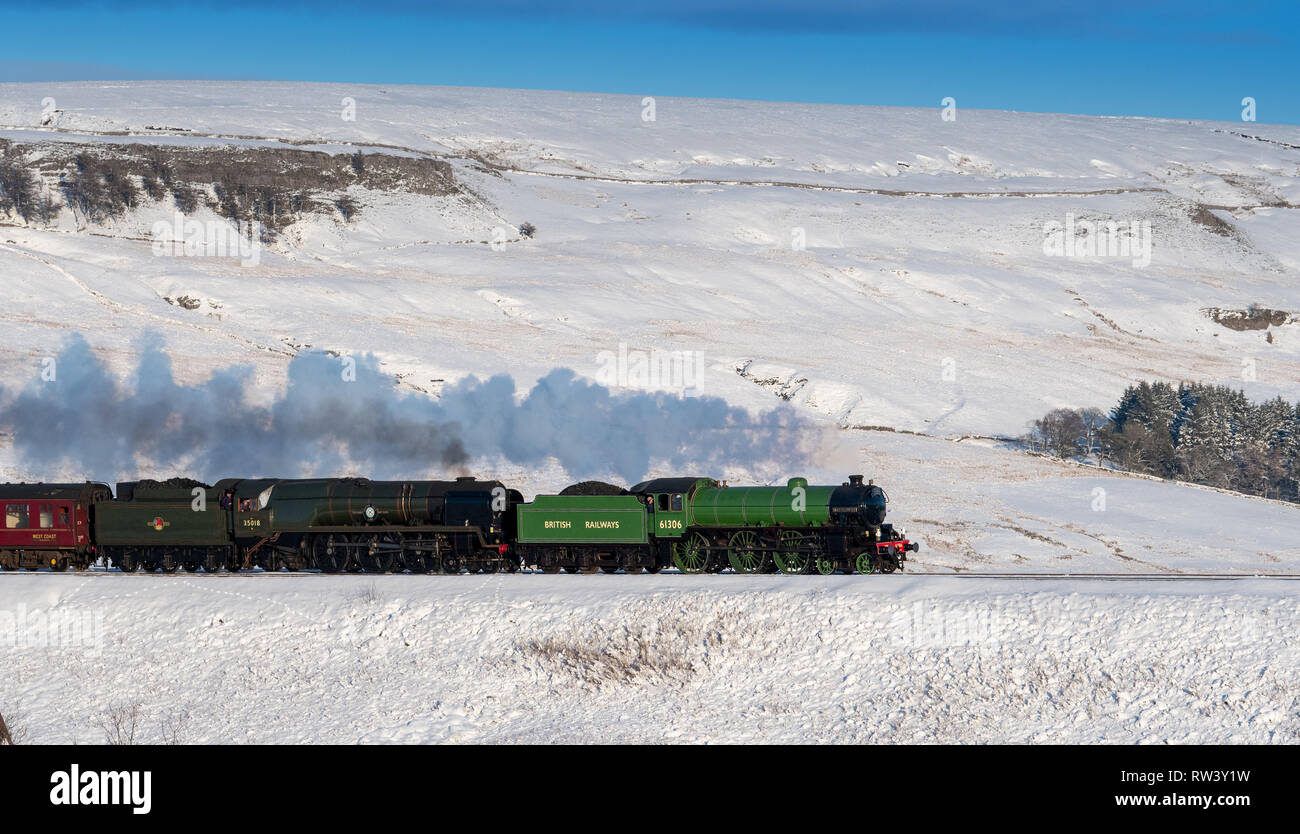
[58, 506, 70, 527]
[670, 494, 683, 511]
[657, 494, 669, 511]
[5, 504, 30, 529]
[39, 503, 53, 528]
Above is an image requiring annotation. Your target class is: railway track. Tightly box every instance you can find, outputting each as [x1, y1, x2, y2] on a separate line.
[909, 572, 1300, 581]
[0, 569, 1297, 580]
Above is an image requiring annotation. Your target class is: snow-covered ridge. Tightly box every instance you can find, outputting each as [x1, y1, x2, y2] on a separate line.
[3, 82, 1299, 201]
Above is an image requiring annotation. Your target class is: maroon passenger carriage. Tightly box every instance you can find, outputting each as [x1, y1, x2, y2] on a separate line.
[0, 483, 111, 571]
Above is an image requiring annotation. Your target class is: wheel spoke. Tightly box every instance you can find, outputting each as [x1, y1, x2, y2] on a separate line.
[313, 534, 343, 573]
[727, 530, 763, 574]
[673, 532, 710, 573]
[775, 531, 811, 575]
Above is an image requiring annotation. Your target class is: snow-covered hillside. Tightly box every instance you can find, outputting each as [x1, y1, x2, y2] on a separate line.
[3, 573, 1297, 744]
[1, 81, 1299, 573]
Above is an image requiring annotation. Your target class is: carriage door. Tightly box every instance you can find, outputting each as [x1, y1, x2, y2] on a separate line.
[34, 503, 62, 547]
[55, 505, 74, 547]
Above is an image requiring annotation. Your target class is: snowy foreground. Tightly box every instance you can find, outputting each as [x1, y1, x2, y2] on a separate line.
[3, 572, 1297, 744]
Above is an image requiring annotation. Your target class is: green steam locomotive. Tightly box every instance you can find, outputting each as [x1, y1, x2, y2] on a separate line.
[516, 475, 916, 575]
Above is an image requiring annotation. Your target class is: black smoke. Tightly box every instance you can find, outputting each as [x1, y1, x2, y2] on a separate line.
[0, 335, 814, 483]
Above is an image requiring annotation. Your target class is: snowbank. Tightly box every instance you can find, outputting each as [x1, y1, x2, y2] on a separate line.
[3, 573, 1297, 743]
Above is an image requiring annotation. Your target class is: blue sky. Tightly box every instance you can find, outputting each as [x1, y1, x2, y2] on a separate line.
[1, 1, 1297, 123]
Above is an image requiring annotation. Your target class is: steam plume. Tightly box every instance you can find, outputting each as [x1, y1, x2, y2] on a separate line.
[0, 335, 815, 484]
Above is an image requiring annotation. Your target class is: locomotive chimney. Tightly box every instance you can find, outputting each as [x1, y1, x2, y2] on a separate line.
[848, 474, 864, 486]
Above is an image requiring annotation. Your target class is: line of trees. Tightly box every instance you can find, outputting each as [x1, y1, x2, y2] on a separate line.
[1024, 381, 1300, 502]
[60, 152, 139, 223]
[3, 144, 378, 236]
[1, 140, 460, 234]
[0, 146, 59, 225]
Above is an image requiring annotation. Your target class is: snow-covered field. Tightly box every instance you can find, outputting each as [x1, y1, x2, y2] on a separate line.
[1, 82, 1298, 742]
[3, 573, 1297, 744]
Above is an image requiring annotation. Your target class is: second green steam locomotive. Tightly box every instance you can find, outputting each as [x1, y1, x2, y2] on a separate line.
[515, 475, 915, 575]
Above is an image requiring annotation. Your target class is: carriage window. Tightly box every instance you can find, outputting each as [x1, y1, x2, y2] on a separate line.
[58, 506, 70, 527]
[5, 504, 29, 529]
[670, 494, 683, 511]
[39, 503, 53, 528]
[657, 494, 668, 511]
